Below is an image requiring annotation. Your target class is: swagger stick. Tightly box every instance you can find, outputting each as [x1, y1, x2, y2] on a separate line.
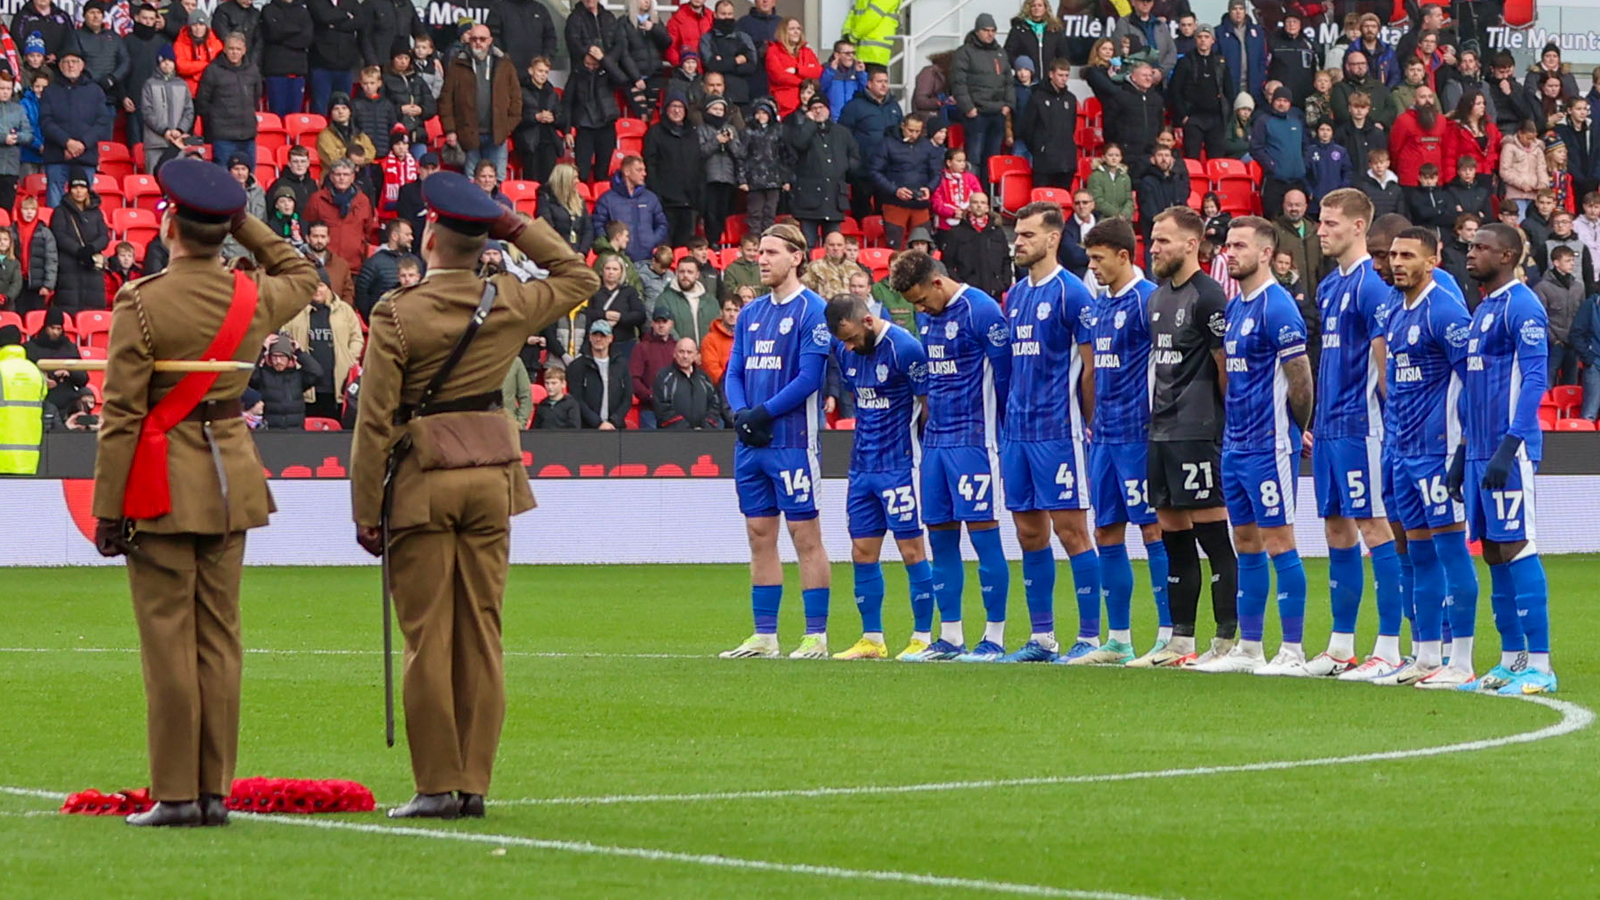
[37, 360, 257, 372]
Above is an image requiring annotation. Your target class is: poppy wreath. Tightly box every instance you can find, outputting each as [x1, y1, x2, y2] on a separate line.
[61, 779, 375, 815]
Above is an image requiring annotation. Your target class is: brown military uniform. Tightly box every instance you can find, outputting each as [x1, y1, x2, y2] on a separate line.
[92, 218, 319, 802]
[350, 218, 598, 796]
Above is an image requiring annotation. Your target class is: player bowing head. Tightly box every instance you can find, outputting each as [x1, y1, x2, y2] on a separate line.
[890, 249, 958, 316]
[1012, 200, 1064, 269]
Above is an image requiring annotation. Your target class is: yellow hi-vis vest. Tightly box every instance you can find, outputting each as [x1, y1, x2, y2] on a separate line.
[0, 344, 46, 475]
[844, 0, 901, 67]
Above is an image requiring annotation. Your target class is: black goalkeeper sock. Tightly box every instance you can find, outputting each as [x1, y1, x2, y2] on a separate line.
[1162, 528, 1200, 638]
[1194, 519, 1238, 639]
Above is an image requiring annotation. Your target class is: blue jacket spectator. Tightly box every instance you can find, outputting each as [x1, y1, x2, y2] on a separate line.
[870, 119, 941, 208]
[39, 60, 111, 206]
[593, 164, 670, 263]
[1352, 33, 1399, 88]
[820, 60, 868, 120]
[1215, 3, 1266, 99]
[19, 80, 43, 168]
[1250, 95, 1308, 183]
[837, 80, 902, 176]
[1305, 133, 1353, 209]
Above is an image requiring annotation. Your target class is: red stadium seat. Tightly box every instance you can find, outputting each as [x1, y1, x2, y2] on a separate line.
[616, 118, 647, 142]
[80, 345, 107, 361]
[1549, 385, 1583, 418]
[76, 310, 113, 348]
[832, 417, 856, 430]
[123, 174, 163, 212]
[987, 155, 1032, 216]
[19, 172, 45, 197]
[112, 207, 160, 246]
[858, 246, 892, 272]
[717, 246, 742, 268]
[861, 215, 885, 248]
[25, 309, 75, 337]
[98, 142, 134, 181]
[93, 173, 123, 206]
[255, 162, 278, 186]
[838, 217, 863, 241]
[1183, 158, 1206, 184]
[1207, 158, 1256, 215]
[0, 311, 20, 332]
[1030, 187, 1072, 205]
[502, 179, 540, 216]
[1538, 405, 1558, 430]
[1080, 96, 1102, 126]
[284, 113, 328, 147]
[304, 417, 343, 431]
[1555, 418, 1596, 431]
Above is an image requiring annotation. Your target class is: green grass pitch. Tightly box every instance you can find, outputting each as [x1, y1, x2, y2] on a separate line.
[2, 557, 1597, 899]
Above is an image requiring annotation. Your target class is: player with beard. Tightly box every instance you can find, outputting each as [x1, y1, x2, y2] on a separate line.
[1451, 223, 1556, 694]
[1302, 188, 1404, 677]
[1389, 85, 1450, 187]
[1190, 217, 1314, 674]
[1127, 207, 1240, 669]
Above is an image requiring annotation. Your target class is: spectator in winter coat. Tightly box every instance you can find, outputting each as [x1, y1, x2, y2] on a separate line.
[439, 26, 521, 181]
[1402, 163, 1459, 235]
[12, 0, 73, 60]
[1273, 188, 1323, 327]
[1351, 14, 1398, 87]
[1556, 99, 1598, 198]
[568, 320, 632, 429]
[13, 195, 55, 314]
[587, 255, 648, 350]
[315, 92, 374, 171]
[929, 146, 983, 235]
[871, 115, 940, 249]
[408, 34, 443, 99]
[486, 0, 555, 74]
[699, 293, 739, 384]
[629, 310, 677, 426]
[736, 0, 780, 95]
[951, 14, 1013, 181]
[197, 33, 260, 166]
[1334, 90, 1387, 177]
[211, 0, 261, 65]
[643, 94, 704, 247]
[1086, 143, 1134, 221]
[765, 16, 821, 118]
[654, 335, 729, 429]
[1488, 51, 1538, 137]
[173, 9, 221, 93]
[1571, 288, 1600, 418]
[1169, 25, 1234, 160]
[1136, 146, 1190, 238]
[303, 161, 373, 273]
[593, 157, 668, 262]
[1110, 0, 1175, 78]
[39, 52, 110, 207]
[19, 68, 45, 178]
[820, 39, 868, 117]
[941, 191, 1010, 300]
[260, 0, 313, 118]
[122, 4, 171, 132]
[532, 367, 583, 429]
[1216, 0, 1266, 100]
[537, 164, 594, 257]
[1447, 156, 1494, 221]
[564, 43, 626, 183]
[1250, 87, 1309, 218]
[1440, 213, 1480, 310]
[1305, 122, 1353, 211]
[0, 77, 34, 215]
[1358, 148, 1403, 218]
[613, 0, 671, 116]
[1220, 92, 1255, 158]
[352, 219, 410, 318]
[1524, 43, 1581, 106]
[1537, 244, 1586, 385]
[75, 1, 130, 104]
[1391, 58, 1428, 114]
[1005, 0, 1064, 75]
[787, 95, 860, 248]
[1441, 89, 1500, 183]
[1500, 122, 1548, 216]
[250, 333, 324, 428]
[282, 273, 363, 419]
[1332, 51, 1399, 129]
[837, 67, 901, 220]
[654, 257, 717, 343]
[48, 171, 108, 312]
[1018, 59, 1077, 188]
[511, 57, 562, 183]
[267, 144, 315, 213]
[1092, 62, 1163, 177]
[665, 0, 712, 66]
[307, 0, 359, 114]
[338, 66, 397, 160]
[376, 44, 431, 149]
[1441, 48, 1496, 125]
[698, 1, 758, 105]
[694, 94, 744, 246]
[738, 98, 788, 235]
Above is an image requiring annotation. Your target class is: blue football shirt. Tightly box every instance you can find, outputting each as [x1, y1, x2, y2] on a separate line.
[1463, 280, 1547, 462]
[1223, 282, 1309, 454]
[917, 284, 1011, 449]
[1090, 276, 1158, 444]
[1384, 280, 1472, 459]
[1313, 256, 1390, 440]
[725, 284, 831, 451]
[1002, 265, 1095, 443]
[833, 322, 929, 474]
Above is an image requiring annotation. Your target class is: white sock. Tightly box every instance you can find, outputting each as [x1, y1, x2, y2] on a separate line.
[863, 631, 884, 644]
[1373, 634, 1401, 663]
[1110, 628, 1132, 645]
[1443, 640, 1454, 661]
[912, 630, 932, 645]
[983, 620, 1006, 645]
[1279, 641, 1302, 658]
[1241, 639, 1263, 655]
[1417, 640, 1443, 667]
[1529, 652, 1552, 674]
[1032, 632, 1058, 650]
[940, 621, 964, 645]
[1501, 650, 1524, 669]
[1326, 632, 1355, 660]
[1450, 635, 1474, 672]
[1168, 635, 1195, 655]
[1157, 626, 1173, 642]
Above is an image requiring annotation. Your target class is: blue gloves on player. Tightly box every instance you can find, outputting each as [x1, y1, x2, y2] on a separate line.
[1446, 445, 1466, 502]
[734, 406, 774, 448]
[1482, 435, 1523, 490]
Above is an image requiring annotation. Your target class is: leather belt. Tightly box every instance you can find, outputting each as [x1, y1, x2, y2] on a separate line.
[182, 399, 244, 422]
[393, 390, 503, 425]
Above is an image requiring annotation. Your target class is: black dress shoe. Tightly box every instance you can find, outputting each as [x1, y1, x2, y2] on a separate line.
[126, 801, 203, 827]
[199, 794, 229, 826]
[387, 792, 460, 819]
[457, 793, 485, 818]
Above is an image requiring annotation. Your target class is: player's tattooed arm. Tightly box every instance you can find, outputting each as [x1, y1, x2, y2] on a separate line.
[1369, 336, 1388, 401]
[1284, 354, 1314, 432]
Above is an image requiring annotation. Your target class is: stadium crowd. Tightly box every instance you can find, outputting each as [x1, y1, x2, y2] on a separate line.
[0, 0, 1599, 437]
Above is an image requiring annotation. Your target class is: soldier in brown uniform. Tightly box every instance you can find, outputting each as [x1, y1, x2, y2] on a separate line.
[91, 159, 320, 827]
[350, 172, 599, 819]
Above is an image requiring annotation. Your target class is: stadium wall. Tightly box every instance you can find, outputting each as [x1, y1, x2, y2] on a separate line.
[6, 434, 1600, 565]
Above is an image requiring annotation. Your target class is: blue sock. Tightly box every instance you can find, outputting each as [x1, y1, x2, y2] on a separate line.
[1145, 540, 1172, 628]
[970, 527, 1009, 625]
[1433, 530, 1479, 640]
[852, 562, 884, 634]
[1409, 538, 1444, 642]
[1398, 547, 1415, 634]
[1273, 549, 1308, 644]
[1487, 563, 1526, 654]
[1507, 554, 1550, 654]
[752, 584, 782, 634]
[1236, 551, 1270, 642]
[1371, 541, 1403, 637]
[1069, 549, 1101, 640]
[1328, 545, 1364, 635]
[928, 529, 965, 629]
[1021, 547, 1056, 634]
[802, 587, 829, 634]
[905, 559, 935, 633]
[1101, 542, 1134, 632]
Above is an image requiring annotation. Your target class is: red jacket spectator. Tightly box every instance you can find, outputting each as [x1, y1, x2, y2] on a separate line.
[1389, 106, 1449, 186]
[765, 38, 821, 118]
[630, 325, 675, 408]
[1442, 119, 1502, 184]
[666, 0, 713, 66]
[174, 25, 223, 94]
[303, 175, 374, 274]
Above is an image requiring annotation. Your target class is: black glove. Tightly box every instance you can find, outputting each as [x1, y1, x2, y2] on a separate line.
[1446, 445, 1466, 502]
[733, 406, 773, 448]
[488, 208, 527, 241]
[94, 517, 131, 558]
[77, 246, 97, 265]
[1481, 434, 1523, 491]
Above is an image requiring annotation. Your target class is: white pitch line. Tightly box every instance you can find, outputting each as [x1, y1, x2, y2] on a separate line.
[0, 786, 67, 801]
[236, 813, 1193, 900]
[490, 695, 1593, 807]
[0, 647, 706, 660]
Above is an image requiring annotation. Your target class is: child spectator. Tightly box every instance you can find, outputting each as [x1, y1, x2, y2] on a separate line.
[1358, 147, 1403, 217]
[1305, 69, 1336, 131]
[1201, 193, 1231, 250]
[379, 128, 419, 219]
[1499, 121, 1548, 218]
[532, 367, 582, 429]
[1305, 121, 1353, 211]
[1446, 155, 1494, 221]
[266, 185, 303, 244]
[1220, 93, 1256, 159]
[1086, 143, 1133, 221]
[1545, 133, 1577, 214]
[103, 241, 141, 300]
[0, 228, 20, 310]
[317, 93, 376, 172]
[699, 293, 741, 385]
[929, 146, 982, 237]
[738, 97, 787, 235]
[1403, 163, 1458, 236]
[720, 234, 760, 301]
[1333, 90, 1385, 177]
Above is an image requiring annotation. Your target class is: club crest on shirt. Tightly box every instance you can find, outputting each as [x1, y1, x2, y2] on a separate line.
[1240, 317, 1255, 336]
[1407, 324, 1421, 345]
[1036, 301, 1051, 321]
[875, 363, 889, 382]
[1340, 292, 1350, 312]
[1114, 310, 1126, 329]
[1209, 311, 1227, 336]
[1175, 308, 1186, 326]
[1520, 320, 1545, 346]
[811, 323, 830, 346]
[987, 321, 1009, 346]
[945, 320, 959, 340]
[1481, 313, 1495, 332]
[779, 317, 793, 335]
[1445, 323, 1469, 347]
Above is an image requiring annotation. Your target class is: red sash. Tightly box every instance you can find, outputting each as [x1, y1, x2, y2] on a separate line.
[122, 271, 259, 520]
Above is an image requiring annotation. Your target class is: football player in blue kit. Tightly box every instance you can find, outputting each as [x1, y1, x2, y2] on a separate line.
[1304, 189, 1405, 677]
[995, 202, 1101, 664]
[1072, 217, 1171, 666]
[1191, 217, 1316, 674]
[824, 295, 937, 660]
[1450, 223, 1557, 694]
[720, 223, 834, 660]
[888, 251, 1014, 662]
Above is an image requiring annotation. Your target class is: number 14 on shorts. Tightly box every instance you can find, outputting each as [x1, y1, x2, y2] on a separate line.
[781, 468, 813, 500]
